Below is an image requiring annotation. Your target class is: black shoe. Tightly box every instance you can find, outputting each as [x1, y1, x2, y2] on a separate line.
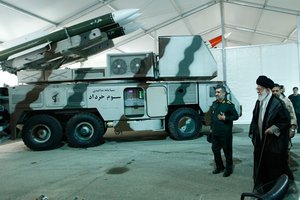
[223, 170, 232, 177]
[212, 168, 225, 174]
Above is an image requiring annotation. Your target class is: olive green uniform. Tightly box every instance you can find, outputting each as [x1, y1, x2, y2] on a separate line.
[288, 94, 300, 132]
[211, 99, 239, 172]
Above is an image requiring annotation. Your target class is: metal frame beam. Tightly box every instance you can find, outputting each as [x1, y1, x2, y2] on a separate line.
[170, 0, 193, 35]
[197, 25, 221, 36]
[225, 0, 298, 44]
[282, 27, 297, 43]
[112, 1, 217, 49]
[226, 24, 297, 42]
[110, 0, 299, 48]
[0, 0, 57, 25]
[226, 0, 300, 16]
[227, 39, 250, 46]
[44, 0, 116, 31]
[0, 0, 298, 53]
[249, 0, 268, 43]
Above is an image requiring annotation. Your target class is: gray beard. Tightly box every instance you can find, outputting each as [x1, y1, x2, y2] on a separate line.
[258, 90, 268, 101]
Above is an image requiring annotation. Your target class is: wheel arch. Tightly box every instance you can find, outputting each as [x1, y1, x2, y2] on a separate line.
[19, 108, 105, 128]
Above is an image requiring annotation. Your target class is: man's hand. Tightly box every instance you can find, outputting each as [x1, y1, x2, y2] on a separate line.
[265, 127, 273, 134]
[265, 125, 280, 136]
[289, 129, 296, 138]
[217, 112, 225, 121]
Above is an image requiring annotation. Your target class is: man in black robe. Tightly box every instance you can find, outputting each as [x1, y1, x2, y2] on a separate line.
[249, 75, 293, 194]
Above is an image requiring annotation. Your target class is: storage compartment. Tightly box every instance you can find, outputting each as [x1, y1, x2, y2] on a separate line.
[124, 88, 145, 117]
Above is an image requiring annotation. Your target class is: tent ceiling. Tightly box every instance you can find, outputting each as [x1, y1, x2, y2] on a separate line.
[0, 0, 299, 54]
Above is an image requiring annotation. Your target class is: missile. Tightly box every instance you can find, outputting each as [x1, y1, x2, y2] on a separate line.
[0, 9, 141, 62]
[106, 22, 143, 39]
[118, 13, 142, 26]
[0, 9, 142, 73]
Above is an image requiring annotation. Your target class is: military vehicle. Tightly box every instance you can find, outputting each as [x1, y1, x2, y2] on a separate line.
[0, 10, 241, 151]
[0, 87, 9, 133]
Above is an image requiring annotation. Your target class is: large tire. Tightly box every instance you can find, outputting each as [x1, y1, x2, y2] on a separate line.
[22, 114, 63, 151]
[66, 113, 105, 148]
[168, 107, 202, 140]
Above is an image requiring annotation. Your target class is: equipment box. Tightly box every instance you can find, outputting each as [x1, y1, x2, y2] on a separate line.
[45, 69, 73, 82]
[158, 35, 217, 80]
[17, 70, 44, 83]
[106, 52, 155, 79]
[74, 68, 105, 80]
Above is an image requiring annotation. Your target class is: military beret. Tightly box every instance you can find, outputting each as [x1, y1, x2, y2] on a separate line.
[256, 75, 274, 89]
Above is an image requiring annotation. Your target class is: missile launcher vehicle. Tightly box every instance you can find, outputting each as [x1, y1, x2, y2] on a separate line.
[0, 10, 241, 151]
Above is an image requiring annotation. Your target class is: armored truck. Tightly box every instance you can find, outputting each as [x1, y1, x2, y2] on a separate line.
[2, 35, 241, 150]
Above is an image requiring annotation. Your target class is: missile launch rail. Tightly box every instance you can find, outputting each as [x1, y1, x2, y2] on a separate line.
[1, 35, 241, 151]
[0, 9, 142, 74]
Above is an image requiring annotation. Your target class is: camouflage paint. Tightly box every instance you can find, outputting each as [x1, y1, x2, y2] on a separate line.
[132, 53, 155, 77]
[2, 31, 114, 73]
[7, 35, 233, 143]
[63, 69, 90, 109]
[123, 53, 156, 130]
[170, 83, 193, 105]
[0, 8, 142, 73]
[158, 37, 170, 59]
[170, 37, 200, 104]
[9, 71, 53, 139]
[113, 53, 155, 132]
[0, 12, 121, 61]
[161, 37, 201, 105]
[177, 36, 202, 76]
[158, 36, 217, 79]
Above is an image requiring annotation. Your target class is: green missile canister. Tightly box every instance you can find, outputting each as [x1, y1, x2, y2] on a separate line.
[0, 9, 139, 61]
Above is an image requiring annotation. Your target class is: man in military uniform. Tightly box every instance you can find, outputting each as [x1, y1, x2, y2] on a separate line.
[210, 85, 239, 177]
[272, 84, 297, 170]
[272, 84, 297, 140]
[288, 87, 300, 133]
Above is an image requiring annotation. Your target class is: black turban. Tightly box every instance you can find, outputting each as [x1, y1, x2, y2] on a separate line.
[256, 75, 274, 89]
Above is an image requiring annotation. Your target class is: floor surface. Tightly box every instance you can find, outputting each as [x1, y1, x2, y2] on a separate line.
[0, 124, 299, 200]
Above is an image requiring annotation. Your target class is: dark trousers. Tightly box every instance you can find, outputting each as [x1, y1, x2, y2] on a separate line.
[212, 134, 233, 171]
[296, 113, 300, 132]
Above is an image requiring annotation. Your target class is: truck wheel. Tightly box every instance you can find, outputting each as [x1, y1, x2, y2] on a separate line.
[66, 113, 105, 148]
[168, 107, 201, 140]
[22, 114, 63, 151]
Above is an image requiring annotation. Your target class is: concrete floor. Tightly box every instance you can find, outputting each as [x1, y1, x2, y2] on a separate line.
[0, 124, 299, 200]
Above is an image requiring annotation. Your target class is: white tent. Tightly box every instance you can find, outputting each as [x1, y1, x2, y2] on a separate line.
[0, 0, 300, 123]
[0, 0, 298, 49]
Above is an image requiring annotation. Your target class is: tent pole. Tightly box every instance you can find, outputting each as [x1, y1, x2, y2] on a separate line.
[297, 16, 300, 86]
[220, 0, 227, 83]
